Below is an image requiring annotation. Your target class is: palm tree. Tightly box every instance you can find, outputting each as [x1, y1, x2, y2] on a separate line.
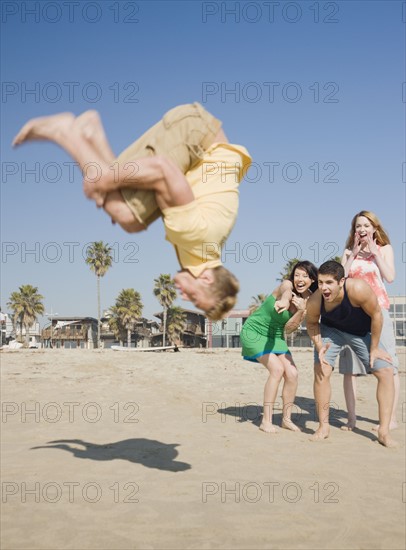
[7, 285, 44, 345]
[111, 289, 143, 347]
[248, 293, 268, 315]
[105, 309, 126, 346]
[167, 306, 186, 346]
[85, 241, 113, 348]
[277, 258, 300, 282]
[153, 274, 177, 347]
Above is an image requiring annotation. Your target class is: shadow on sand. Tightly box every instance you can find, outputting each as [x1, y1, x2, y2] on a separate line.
[31, 438, 191, 472]
[218, 396, 378, 441]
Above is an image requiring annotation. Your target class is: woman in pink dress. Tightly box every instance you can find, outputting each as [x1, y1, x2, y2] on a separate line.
[340, 211, 399, 430]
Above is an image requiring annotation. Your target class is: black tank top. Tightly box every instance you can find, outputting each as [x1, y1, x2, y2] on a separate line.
[321, 282, 371, 337]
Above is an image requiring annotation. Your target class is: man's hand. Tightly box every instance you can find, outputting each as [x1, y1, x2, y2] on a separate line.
[317, 343, 331, 376]
[370, 347, 392, 369]
[82, 165, 108, 207]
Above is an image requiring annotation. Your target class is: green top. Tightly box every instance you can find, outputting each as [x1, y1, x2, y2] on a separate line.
[240, 294, 293, 360]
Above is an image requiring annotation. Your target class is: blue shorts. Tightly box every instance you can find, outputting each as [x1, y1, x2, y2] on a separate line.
[338, 308, 399, 374]
[314, 324, 396, 374]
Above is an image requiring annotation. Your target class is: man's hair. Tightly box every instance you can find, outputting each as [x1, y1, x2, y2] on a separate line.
[204, 266, 239, 321]
[318, 260, 345, 282]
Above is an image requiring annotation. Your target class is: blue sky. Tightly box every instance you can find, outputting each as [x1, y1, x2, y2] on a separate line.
[1, 0, 405, 326]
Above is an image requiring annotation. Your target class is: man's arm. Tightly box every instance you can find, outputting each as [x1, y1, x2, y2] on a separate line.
[84, 156, 195, 209]
[306, 291, 323, 351]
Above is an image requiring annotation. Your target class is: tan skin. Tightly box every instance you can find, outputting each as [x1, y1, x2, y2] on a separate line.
[13, 111, 228, 310]
[340, 215, 399, 431]
[256, 268, 314, 433]
[306, 275, 396, 448]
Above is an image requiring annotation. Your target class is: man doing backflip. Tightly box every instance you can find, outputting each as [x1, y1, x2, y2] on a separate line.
[13, 103, 252, 320]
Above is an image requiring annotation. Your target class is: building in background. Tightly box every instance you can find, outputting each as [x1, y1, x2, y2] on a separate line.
[388, 295, 406, 347]
[207, 310, 248, 349]
[34, 295, 406, 350]
[152, 309, 206, 348]
[100, 314, 160, 349]
[206, 295, 406, 349]
[42, 317, 98, 349]
[0, 310, 13, 345]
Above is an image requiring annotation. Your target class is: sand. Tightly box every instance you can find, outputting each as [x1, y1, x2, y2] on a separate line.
[1, 347, 405, 550]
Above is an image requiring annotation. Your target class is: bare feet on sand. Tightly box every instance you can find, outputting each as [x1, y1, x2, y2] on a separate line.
[309, 427, 330, 441]
[281, 419, 301, 432]
[372, 420, 398, 432]
[259, 421, 279, 433]
[340, 421, 356, 431]
[377, 430, 398, 448]
[12, 113, 75, 146]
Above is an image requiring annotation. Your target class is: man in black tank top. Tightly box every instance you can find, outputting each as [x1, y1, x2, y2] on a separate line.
[306, 261, 396, 448]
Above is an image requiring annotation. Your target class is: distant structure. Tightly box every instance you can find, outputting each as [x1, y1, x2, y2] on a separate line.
[206, 296, 406, 349]
[33, 295, 405, 350]
[42, 317, 98, 349]
[389, 295, 406, 347]
[152, 309, 206, 348]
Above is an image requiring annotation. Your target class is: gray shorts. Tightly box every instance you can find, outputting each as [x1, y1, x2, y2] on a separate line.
[314, 324, 396, 374]
[338, 308, 399, 374]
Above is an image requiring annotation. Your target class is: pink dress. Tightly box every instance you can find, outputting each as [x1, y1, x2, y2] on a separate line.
[348, 249, 389, 310]
[339, 246, 398, 373]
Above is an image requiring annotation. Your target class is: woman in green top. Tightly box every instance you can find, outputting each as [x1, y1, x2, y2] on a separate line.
[240, 261, 317, 433]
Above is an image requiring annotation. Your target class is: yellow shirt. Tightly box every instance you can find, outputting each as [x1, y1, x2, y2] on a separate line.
[162, 143, 252, 277]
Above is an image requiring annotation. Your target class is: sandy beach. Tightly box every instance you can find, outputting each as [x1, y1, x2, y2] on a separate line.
[1, 347, 405, 550]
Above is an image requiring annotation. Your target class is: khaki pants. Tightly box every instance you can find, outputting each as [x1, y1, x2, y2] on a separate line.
[118, 103, 222, 228]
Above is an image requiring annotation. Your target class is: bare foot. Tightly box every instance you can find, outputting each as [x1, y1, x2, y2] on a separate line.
[75, 110, 101, 139]
[309, 427, 330, 441]
[13, 112, 75, 146]
[377, 431, 398, 448]
[282, 419, 301, 432]
[340, 422, 356, 432]
[372, 420, 398, 432]
[74, 111, 115, 161]
[259, 421, 279, 433]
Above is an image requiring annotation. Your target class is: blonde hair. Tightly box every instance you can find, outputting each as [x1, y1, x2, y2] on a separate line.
[204, 266, 239, 321]
[345, 210, 391, 249]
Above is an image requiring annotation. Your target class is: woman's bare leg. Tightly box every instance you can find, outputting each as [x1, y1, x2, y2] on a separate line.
[372, 372, 400, 431]
[279, 354, 301, 432]
[257, 354, 284, 433]
[341, 374, 357, 430]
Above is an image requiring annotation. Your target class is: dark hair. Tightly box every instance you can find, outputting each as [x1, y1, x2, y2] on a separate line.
[288, 260, 318, 294]
[318, 260, 345, 282]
